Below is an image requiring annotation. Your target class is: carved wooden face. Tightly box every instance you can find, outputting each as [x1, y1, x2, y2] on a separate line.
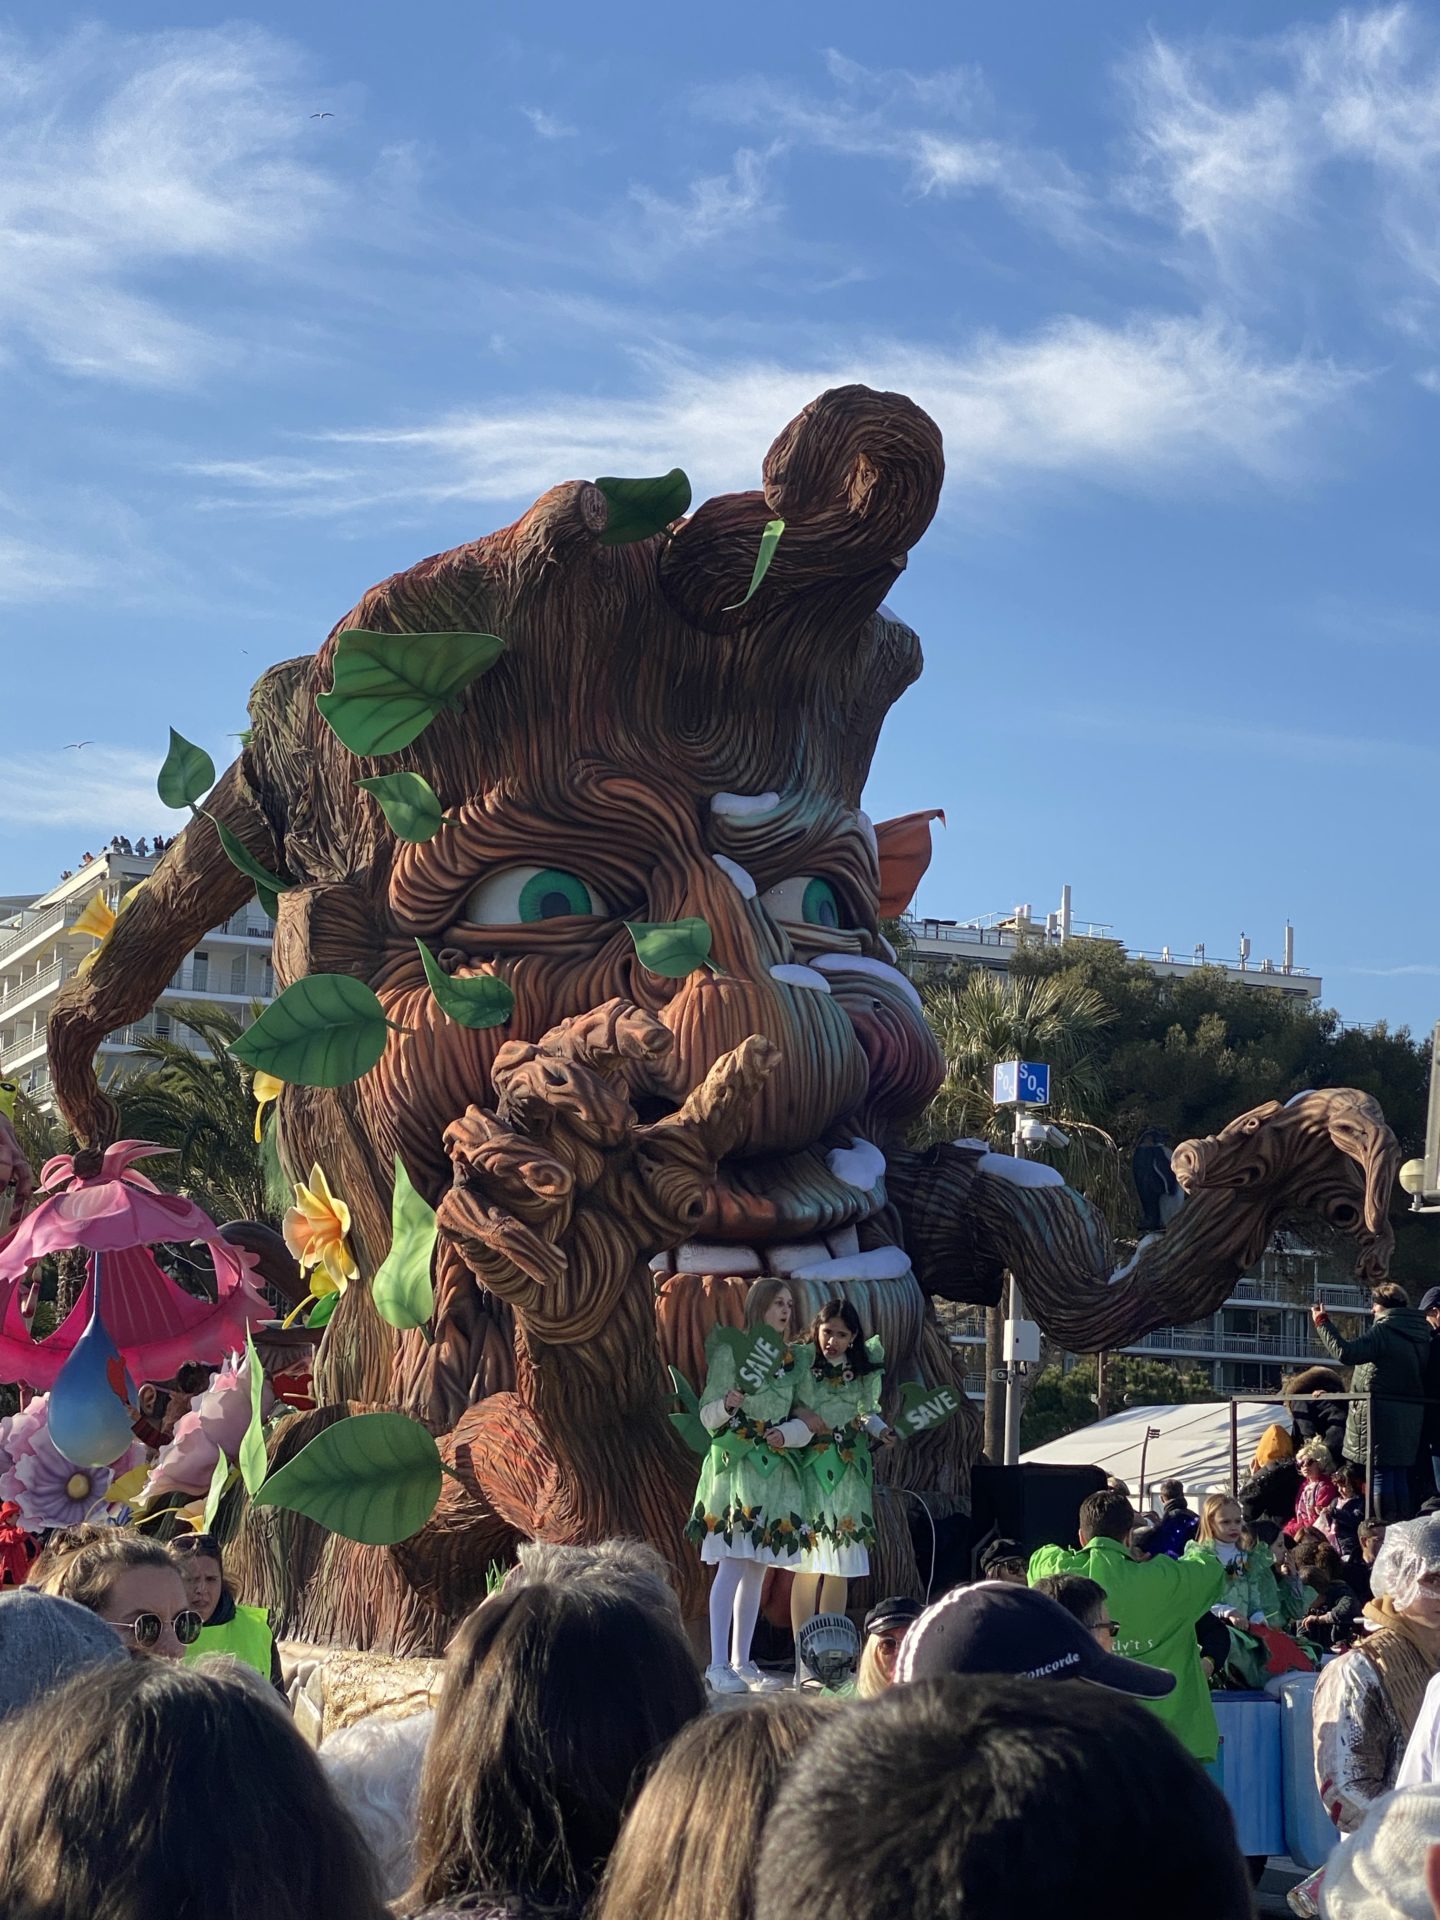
[353, 760, 943, 1275]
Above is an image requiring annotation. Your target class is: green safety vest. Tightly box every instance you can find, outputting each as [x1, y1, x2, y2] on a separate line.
[185, 1604, 274, 1679]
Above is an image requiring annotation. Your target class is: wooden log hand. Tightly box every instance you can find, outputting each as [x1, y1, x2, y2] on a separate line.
[437, 1000, 778, 1347]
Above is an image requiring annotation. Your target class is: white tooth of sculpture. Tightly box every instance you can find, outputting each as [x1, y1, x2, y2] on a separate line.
[710, 853, 757, 899]
[769, 962, 831, 993]
[710, 791, 780, 818]
[765, 1241, 831, 1276]
[672, 1241, 763, 1275]
[791, 1246, 914, 1283]
[813, 952, 924, 1016]
[826, 1137, 886, 1193]
[648, 1251, 675, 1275]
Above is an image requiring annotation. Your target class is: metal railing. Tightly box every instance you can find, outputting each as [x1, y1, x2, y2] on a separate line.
[0, 902, 79, 968]
[0, 958, 75, 1014]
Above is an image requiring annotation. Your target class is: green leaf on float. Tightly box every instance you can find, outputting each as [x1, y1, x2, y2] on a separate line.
[201, 1452, 234, 1534]
[157, 729, 216, 810]
[316, 629, 506, 757]
[253, 1411, 443, 1546]
[229, 974, 391, 1087]
[238, 1328, 268, 1499]
[415, 940, 516, 1029]
[594, 469, 692, 546]
[625, 917, 714, 978]
[201, 811, 290, 907]
[894, 1379, 963, 1440]
[668, 1365, 709, 1456]
[725, 517, 786, 610]
[306, 1291, 339, 1330]
[371, 1156, 438, 1336]
[356, 772, 445, 843]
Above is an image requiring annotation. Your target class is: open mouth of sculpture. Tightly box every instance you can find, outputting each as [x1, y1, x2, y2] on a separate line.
[647, 1132, 914, 1285]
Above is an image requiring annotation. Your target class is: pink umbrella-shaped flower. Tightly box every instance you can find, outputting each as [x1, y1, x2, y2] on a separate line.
[0, 1393, 145, 1530]
[0, 1141, 272, 1393]
[141, 1350, 275, 1502]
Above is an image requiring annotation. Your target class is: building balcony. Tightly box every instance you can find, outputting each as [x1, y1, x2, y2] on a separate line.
[0, 903, 84, 972]
[0, 958, 78, 1022]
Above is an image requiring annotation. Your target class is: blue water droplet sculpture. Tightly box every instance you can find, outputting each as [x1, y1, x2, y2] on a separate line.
[49, 1254, 136, 1467]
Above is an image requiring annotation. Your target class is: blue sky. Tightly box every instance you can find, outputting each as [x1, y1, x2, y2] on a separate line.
[3, 2, 1438, 1032]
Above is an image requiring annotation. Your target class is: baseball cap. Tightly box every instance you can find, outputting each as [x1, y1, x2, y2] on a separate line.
[1419, 1288, 1440, 1315]
[864, 1595, 923, 1637]
[894, 1580, 1176, 1699]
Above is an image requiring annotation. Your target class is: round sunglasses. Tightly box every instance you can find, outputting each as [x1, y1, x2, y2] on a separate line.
[107, 1609, 204, 1649]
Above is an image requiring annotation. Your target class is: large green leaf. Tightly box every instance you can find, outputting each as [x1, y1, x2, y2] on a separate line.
[317, 629, 506, 756]
[201, 1453, 234, 1534]
[725, 517, 785, 610]
[625, 917, 713, 978]
[714, 1322, 786, 1397]
[894, 1379, 962, 1440]
[306, 1291, 339, 1330]
[595, 469, 692, 546]
[668, 1364, 709, 1456]
[238, 1328, 268, 1498]
[416, 940, 516, 1029]
[356, 772, 445, 843]
[201, 811, 289, 918]
[371, 1156, 438, 1336]
[157, 729, 216, 810]
[253, 1411, 443, 1546]
[229, 974, 391, 1088]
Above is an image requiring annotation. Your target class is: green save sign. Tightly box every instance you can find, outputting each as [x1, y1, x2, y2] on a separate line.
[896, 1380, 963, 1438]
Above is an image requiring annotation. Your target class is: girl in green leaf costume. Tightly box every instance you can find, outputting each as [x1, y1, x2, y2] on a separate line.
[685, 1279, 814, 1695]
[789, 1297, 896, 1649]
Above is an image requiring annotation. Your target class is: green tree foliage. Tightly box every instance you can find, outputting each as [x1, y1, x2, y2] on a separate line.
[113, 1003, 274, 1228]
[924, 942, 1431, 1288]
[1020, 1354, 1214, 1450]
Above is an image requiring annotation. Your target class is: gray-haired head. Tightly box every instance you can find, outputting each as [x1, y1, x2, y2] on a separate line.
[506, 1538, 684, 1634]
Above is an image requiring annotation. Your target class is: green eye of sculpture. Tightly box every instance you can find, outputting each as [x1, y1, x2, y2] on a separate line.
[801, 878, 841, 929]
[465, 866, 603, 925]
[759, 875, 847, 930]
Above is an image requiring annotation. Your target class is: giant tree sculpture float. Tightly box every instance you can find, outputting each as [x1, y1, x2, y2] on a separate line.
[46, 386, 1398, 1650]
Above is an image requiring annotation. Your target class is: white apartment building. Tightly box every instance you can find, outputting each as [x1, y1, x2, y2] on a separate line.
[903, 884, 1322, 1002]
[0, 848, 275, 1110]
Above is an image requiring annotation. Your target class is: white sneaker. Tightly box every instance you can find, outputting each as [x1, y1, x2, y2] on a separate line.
[734, 1661, 787, 1693]
[704, 1663, 750, 1695]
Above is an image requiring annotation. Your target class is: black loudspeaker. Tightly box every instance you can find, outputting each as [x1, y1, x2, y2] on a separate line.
[967, 1463, 1108, 1575]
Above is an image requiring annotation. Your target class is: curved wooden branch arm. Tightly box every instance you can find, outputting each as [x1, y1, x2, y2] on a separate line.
[48, 760, 278, 1147]
[966, 1088, 1398, 1351]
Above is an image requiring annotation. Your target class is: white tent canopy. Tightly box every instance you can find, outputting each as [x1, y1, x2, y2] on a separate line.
[1021, 1402, 1281, 1508]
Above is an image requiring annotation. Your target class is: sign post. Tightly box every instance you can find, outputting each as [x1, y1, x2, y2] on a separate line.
[992, 1060, 1052, 1466]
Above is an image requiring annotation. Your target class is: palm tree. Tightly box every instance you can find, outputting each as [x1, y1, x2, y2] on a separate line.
[112, 1004, 274, 1228]
[916, 969, 1126, 1221]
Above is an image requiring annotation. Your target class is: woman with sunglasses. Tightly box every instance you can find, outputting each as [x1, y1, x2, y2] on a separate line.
[54, 1532, 201, 1660]
[857, 1595, 922, 1698]
[171, 1531, 283, 1690]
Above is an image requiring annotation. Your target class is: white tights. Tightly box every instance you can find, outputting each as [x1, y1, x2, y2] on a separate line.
[708, 1558, 767, 1670]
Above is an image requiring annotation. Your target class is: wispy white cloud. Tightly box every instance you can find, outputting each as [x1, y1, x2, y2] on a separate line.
[698, 50, 1099, 246]
[522, 106, 577, 140]
[184, 311, 1356, 520]
[617, 147, 779, 272]
[0, 747, 167, 830]
[1123, 4, 1440, 319]
[0, 23, 340, 386]
[1338, 962, 1440, 976]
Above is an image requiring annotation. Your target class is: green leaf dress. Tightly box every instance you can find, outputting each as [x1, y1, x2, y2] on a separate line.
[793, 1337, 888, 1577]
[684, 1330, 814, 1564]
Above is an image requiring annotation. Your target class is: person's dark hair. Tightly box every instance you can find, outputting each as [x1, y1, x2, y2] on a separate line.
[1292, 1539, 1341, 1583]
[591, 1695, 826, 1920]
[1249, 1518, 1282, 1546]
[1339, 1464, 1366, 1498]
[1032, 1574, 1106, 1631]
[1359, 1519, 1387, 1544]
[1373, 1283, 1411, 1311]
[754, 1675, 1253, 1920]
[1078, 1489, 1134, 1544]
[402, 1581, 705, 1916]
[1160, 1479, 1186, 1505]
[806, 1297, 878, 1375]
[0, 1659, 389, 1919]
[54, 1533, 182, 1615]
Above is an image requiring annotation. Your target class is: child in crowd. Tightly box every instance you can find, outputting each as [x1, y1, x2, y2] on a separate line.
[686, 1279, 809, 1697]
[1292, 1538, 1361, 1652]
[1330, 1462, 1368, 1590]
[1184, 1494, 1318, 1686]
[787, 1298, 896, 1658]
[1285, 1442, 1339, 1541]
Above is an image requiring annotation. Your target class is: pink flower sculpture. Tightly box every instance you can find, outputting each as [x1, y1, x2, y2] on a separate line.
[0, 1394, 144, 1530]
[0, 1141, 272, 1391]
[141, 1351, 275, 1502]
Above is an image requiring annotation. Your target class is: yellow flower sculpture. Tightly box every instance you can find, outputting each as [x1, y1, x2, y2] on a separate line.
[282, 1164, 359, 1295]
[252, 1070, 283, 1143]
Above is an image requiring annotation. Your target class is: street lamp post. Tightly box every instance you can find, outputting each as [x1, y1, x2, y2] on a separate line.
[992, 1061, 1055, 1465]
